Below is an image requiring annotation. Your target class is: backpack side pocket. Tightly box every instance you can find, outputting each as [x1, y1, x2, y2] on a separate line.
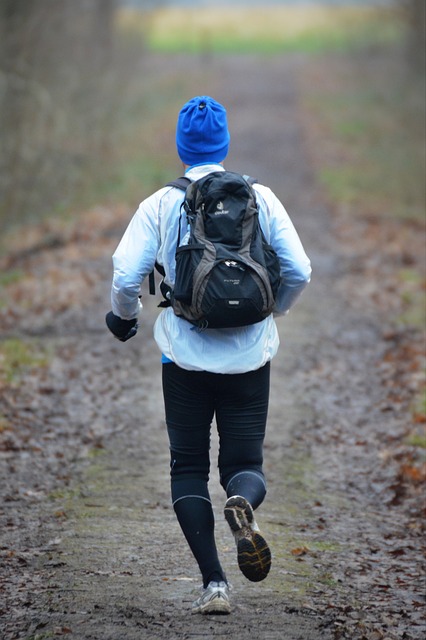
[263, 243, 281, 298]
[173, 243, 205, 304]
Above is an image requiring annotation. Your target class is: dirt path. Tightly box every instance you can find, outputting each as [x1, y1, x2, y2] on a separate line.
[1, 55, 424, 640]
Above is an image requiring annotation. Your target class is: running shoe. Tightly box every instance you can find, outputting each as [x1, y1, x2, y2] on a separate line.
[191, 580, 231, 615]
[224, 495, 271, 582]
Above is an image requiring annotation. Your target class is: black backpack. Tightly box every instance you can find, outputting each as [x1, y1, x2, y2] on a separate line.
[152, 170, 281, 330]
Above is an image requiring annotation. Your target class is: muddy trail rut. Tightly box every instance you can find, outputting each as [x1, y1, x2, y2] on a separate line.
[1, 55, 424, 640]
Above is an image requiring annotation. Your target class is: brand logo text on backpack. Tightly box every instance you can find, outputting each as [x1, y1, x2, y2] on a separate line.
[214, 201, 229, 215]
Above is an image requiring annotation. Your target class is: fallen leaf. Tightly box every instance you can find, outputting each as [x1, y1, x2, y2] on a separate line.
[400, 463, 426, 483]
[291, 546, 310, 557]
[54, 627, 72, 635]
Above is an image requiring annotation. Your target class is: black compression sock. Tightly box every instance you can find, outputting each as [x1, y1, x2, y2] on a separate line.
[173, 495, 225, 589]
[226, 470, 266, 510]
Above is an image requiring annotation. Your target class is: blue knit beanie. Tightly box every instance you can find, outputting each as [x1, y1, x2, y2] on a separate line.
[176, 96, 230, 165]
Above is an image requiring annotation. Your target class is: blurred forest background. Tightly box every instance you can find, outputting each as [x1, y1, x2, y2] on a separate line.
[0, 0, 424, 233]
[0, 0, 118, 226]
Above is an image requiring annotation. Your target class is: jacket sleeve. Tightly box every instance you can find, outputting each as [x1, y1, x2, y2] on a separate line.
[256, 186, 312, 315]
[111, 195, 161, 320]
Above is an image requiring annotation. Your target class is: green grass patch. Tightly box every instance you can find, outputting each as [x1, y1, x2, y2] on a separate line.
[0, 270, 25, 311]
[0, 269, 24, 287]
[48, 487, 82, 501]
[0, 338, 48, 385]
[397, 268, 426, 328]
[118, 6, 403, 55]
[405, 432, 426, 449]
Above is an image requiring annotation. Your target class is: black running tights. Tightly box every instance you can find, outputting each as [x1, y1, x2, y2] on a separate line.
[162, 361, 270, 586]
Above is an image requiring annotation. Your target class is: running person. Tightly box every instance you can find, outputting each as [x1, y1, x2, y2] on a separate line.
[106, 96, 311, 614]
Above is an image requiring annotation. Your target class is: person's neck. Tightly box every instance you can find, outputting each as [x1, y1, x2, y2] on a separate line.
[183, 162, 224, 171]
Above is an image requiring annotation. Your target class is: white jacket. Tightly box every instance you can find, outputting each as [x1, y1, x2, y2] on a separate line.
[111, 163, 311, 373]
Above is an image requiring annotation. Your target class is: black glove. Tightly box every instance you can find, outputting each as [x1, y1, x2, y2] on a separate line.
[105, 311, 138, 342]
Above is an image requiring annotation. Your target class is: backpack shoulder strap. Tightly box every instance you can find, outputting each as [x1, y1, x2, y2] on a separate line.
[168, 174, 255, 189]
[148, 177, 191, 296]
[242, 174, 258, 186]
[165, 176, 191, 191]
